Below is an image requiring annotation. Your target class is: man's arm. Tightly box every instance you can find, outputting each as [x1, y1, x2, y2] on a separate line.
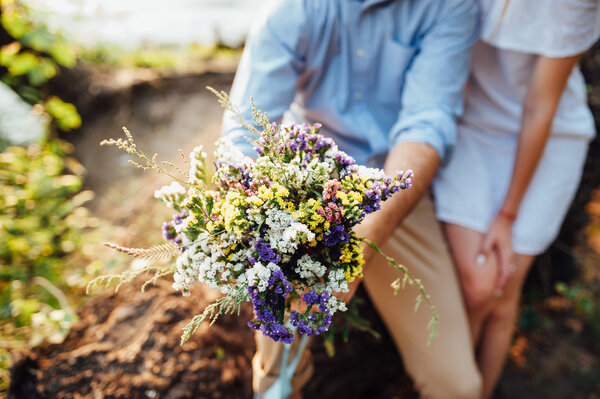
[335, 2, 479, 303]
[354, 142, 440, 250]
[358, 0, 479, 260]
[221, 0, 311, 154]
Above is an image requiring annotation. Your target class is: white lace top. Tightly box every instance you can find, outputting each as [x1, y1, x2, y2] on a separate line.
[459, 0, 600, 140]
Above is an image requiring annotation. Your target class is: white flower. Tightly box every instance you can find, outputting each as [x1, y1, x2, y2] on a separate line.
[154, 181, 186, 208]
[356, 165, 387, 181]
[172, 253, 196, 294]
[188, 145, 208, 184]
[190, 145, 207, 160]
[295, 255, 326, 281]
[262, 207, 315, 253]
[220, 285, 231, 294]
[246, 262, 279, 292]
[326, 269, 349, 293]
[221, 269, 232, 281]
[233, 263, 244, 272]
[326, 295, 347, 313]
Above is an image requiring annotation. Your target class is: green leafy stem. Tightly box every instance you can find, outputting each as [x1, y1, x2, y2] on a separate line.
[361, 237, 439, 345]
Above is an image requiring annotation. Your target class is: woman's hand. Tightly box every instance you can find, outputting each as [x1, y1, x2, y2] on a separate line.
[479, 214, 516, 295]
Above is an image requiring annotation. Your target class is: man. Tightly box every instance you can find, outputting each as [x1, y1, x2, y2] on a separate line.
[221, 1, 482, 398]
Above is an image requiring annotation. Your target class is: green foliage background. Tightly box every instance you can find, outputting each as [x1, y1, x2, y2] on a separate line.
[0, 0, 81, 134]
[0, 0, 96, 391]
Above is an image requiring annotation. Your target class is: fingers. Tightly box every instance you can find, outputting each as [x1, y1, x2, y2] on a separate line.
[479, 232, 494, 260]
[476, 233, 494, 270]
[494, 245, 516, 294]
[479, 230, 515, 296]
[333, 277, 362, 304]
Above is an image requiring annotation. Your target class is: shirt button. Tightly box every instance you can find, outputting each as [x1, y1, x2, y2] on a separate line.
[368, 159, 377, 166]
[356, 48, 365, 57]
[354, 91, 362, 100]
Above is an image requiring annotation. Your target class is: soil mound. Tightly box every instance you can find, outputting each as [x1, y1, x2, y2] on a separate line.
[10, 279, 255, 399]
[9, 279, 420, 399]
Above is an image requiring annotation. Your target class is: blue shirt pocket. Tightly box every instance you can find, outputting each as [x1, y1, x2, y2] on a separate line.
[376, 39, 416, 107]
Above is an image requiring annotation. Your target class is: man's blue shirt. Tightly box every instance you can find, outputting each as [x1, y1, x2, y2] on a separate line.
[221, 0, 479, 168]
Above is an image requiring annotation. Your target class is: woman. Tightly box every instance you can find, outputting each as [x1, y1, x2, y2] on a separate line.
[433, 1, 600, 398]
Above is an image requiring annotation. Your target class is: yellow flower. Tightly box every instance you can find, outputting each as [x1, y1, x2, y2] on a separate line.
[339, 234, 365, 282]
[336, 191, 350, 206]
[257, 186, 274, 201]
[248, 195, 264, 207]
[287, 201, 296, 212]
[272, 182, 290, 198]
[348, 191, 363, 205]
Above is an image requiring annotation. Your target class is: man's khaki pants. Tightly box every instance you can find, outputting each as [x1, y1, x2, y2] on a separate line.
[252, 195, 483, 399]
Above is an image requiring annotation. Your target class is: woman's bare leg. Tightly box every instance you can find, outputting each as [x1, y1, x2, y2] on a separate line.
[478, 254, 535, 399]
[443, 223, 498, 345]
[443, 223, 538, 398]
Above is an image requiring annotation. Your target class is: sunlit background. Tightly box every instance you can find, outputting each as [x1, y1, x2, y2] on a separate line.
[20, 0, 263, 47]
[1, 1, 600, 398]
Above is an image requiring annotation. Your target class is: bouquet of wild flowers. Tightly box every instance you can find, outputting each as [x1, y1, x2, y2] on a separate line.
[93, 89, 437, 346]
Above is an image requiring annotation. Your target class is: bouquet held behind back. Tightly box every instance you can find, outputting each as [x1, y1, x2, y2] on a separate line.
[95, 89, 437, 346]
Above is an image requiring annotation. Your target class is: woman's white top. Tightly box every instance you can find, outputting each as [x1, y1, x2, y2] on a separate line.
[480, 0, 600, 58]
[461, 0, 600, 140]
[433, 0, 600, 254]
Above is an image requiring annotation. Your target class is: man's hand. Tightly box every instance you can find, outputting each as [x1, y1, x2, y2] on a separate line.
[371, 142, 440, 246]
[335, 278, 362, 304]
[333, 142, 441, 304]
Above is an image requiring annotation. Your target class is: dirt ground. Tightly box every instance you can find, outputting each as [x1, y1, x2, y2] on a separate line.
[9, 56, 600, 398]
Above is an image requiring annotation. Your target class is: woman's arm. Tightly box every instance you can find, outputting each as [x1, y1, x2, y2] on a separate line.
[482, 53, 583, 292]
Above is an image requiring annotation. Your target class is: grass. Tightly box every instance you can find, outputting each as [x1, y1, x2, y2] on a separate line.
[79, 42, 242, 72]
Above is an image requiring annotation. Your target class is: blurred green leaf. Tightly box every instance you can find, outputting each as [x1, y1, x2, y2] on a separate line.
[21, 27, 54, 53]
[1, 9, 29, 39]
[27, 57, 57, 86]
[1, 0, 80, 132]
[1, 74, 21, 88]
[215, 347, 226, 361]
[11, 298, 40, 326]
[50, 41, 76, 67]
[45, 96, 82, 131]
[6, 51, 38, 76]
[518, 306, 541, 332]
[0, 41, 21, 65]
[16, 84, 41, 103]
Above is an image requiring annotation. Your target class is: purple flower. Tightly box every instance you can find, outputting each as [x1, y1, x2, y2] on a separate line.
[254, 240, 281, 265]
[363, 182, 383, 214]
[162, 210, 188, 244]
[290, 290, 334, 337]
[302, 290, 320, 306]
[247, 268, 294, 341]
[162, 221, 175, 241]
[324, 224, 350, 246]
[334, 152, 355, 168]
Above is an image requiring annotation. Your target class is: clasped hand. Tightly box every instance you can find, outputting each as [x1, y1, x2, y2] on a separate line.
[478, 215, 517, 295]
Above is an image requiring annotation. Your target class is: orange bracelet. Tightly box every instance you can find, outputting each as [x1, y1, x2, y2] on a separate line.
[498, 209, 517, 221]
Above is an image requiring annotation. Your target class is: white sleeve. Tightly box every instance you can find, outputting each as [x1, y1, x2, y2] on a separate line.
[480, 0, 600, 58]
